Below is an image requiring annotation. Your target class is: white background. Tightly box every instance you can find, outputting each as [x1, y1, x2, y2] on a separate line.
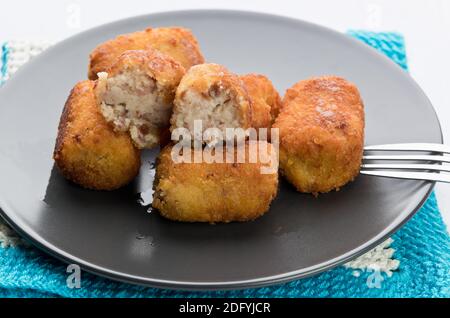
[1, 0, 449, 226]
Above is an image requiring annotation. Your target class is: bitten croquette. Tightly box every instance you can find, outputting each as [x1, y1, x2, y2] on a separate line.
[88, 27, 204, 80]
[96, 49, 185, 149]
[53, 80, 141, 190]
[170, 63, 252, 141]
[152, 142, 279, 223]
[170, 64, 281, 142]
[273, 76, 365, 194]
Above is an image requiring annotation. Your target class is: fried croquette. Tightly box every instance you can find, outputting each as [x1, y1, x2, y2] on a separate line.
[152, 142, 279, 223]
[170, 64, 280, 142]
[171, 63, 251, 140]
[88, 27, 204, 80]
[96, 49, 185, 149]
[240, 73, 282, 127]
[54, 80, 141, 190]
[273, 76, 365, 194]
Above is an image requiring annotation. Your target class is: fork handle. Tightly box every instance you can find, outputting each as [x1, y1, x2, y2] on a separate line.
[364, 143, 450, 154]
[360, 170, 450, 183]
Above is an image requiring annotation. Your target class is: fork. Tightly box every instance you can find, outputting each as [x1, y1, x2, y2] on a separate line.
[361, 143, 450, 183]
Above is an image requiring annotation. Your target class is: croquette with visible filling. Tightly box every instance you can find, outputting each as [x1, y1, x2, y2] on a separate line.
[170, 64, 281, 142]
[53, 80, 141, 190]
[96, 49, 185, 149]
[171, 64, 251, 141]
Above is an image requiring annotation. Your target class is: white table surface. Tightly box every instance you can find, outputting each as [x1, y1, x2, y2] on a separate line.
[1, 0, 449, 226]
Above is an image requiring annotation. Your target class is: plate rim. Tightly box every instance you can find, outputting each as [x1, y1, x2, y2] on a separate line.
[0, 9, 443, 291]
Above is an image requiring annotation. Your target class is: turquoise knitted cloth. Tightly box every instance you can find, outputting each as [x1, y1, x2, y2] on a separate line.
[0, 31, 449, 298]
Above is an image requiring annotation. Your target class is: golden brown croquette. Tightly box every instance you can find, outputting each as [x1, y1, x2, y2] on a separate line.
[53, 80, 141, 190]
[96, 49, 185, 149]
[152, 142, 279, 223]
[170, 63, 251, 141]
[170, 64, 281, 142]
[88, 27, 204, 80]
[273, 76, 365, 194]
[240, 73, 282, 127]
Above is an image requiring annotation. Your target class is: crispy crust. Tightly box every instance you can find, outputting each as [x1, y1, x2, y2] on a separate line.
[152, 142, 279, 223]
[88, 27, 204, 79]
[106, 49, 185, 87]
[171, 63, 252, 130]
[53, 80, 141, 190]
[273, 76, 365, 194]
[240, 73, 282, 128]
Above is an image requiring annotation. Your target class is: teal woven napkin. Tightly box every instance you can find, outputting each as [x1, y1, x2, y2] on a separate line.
[0, 31, 449, 298]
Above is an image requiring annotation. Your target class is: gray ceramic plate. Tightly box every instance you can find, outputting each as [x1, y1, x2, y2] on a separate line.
[0, 10, 442, 290]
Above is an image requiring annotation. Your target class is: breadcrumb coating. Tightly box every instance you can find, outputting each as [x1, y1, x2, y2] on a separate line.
[152, 142, 279, 223]
[88, 27, 204, 80]
[240, 73, 282, 127]
[273, 76, 365, 194]
[54, 81, 141, 190]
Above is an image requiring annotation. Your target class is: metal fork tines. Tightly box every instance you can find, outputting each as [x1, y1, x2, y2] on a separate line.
[361, 143, 450, 183]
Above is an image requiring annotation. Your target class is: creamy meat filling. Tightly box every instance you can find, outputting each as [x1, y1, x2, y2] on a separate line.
[97, 70, 172, 148]
[173, 83, 243, 143]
